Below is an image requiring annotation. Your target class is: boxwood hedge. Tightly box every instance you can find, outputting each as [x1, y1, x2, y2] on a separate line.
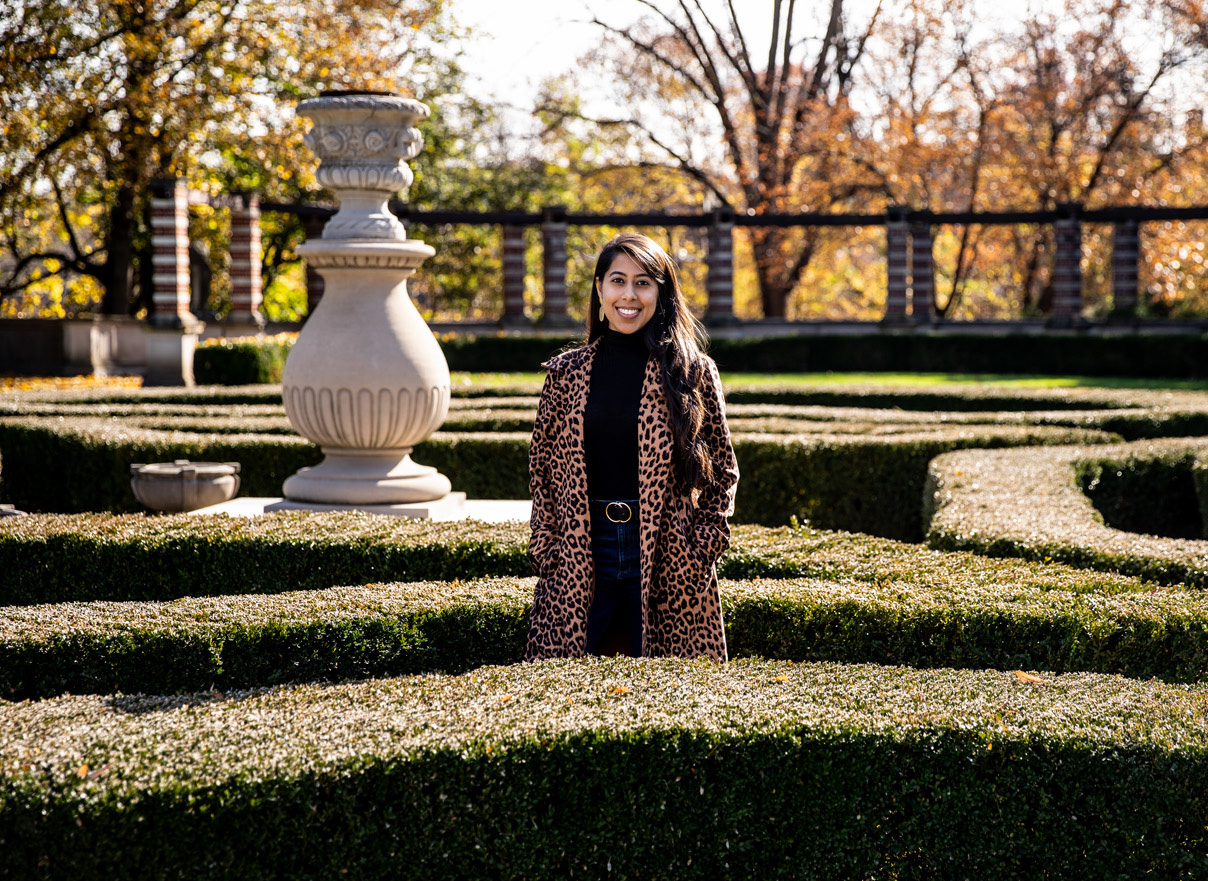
[0, 415, 1118, 538]
[2, 658, 1206, 880]
[8, 569, 1208, 700]
[0, 516, 1154, 606]
[193, 336, 293, 385]
[0, 418, 531, 513]
[731, 425, 1118, 538]
[925, 439, 1208, 587]
[1078, 450, 1205, 539]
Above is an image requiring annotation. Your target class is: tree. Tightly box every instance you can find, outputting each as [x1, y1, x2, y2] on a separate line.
[832, 0, 1208, 318]
[548, 0, 883, 318]
[0, 0, 459, 317]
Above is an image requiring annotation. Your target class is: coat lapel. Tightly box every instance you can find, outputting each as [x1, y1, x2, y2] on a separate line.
[637, 354, 672, 644]
[562, 340, 597, 652]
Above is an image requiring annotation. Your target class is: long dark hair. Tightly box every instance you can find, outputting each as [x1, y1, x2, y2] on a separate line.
[587, 233, 714, 492]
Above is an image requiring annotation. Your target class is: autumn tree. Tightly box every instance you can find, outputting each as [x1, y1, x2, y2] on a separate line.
[0, 0, 460, 317]
[551, 0, 883, 318]
[806, 0, 1208, 318]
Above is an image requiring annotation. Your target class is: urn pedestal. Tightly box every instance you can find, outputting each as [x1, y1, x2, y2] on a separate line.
[281, 92, 454, 505]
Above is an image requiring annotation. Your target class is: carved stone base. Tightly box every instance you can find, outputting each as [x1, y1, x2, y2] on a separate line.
[283, 448, 451, 504]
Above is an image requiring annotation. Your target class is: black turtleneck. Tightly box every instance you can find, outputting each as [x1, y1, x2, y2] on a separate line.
[585, 328, 649, 500]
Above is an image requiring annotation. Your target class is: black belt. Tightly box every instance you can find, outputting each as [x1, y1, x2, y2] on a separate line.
[590, 499, 639, 523]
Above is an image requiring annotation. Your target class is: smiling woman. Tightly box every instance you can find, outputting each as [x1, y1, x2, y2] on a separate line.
[526, 233, 740, 662]
[597, 253, 658, 331]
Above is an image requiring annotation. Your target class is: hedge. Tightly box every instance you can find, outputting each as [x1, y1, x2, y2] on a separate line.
[1198, 460, 1208, 537]
[0, 384, 285, 406]
[0, 579, 531, 699]
[0, 418, 531, 513]
[1077, 451, 1205, 539]
[6, 377, 1208, 413]
[8, 396, 1208, 441]
[193, 335, 293, 385]
[0, 512, 531, 604]
[705, 331, 1208, 378]
[925, 439, 1208, 587]
[0, 415, 1118, 538]
[432, 330, 1208, 377]
[0, 516, 1156, 606]
[721, 382, 1208, 412]
[9, 569, 1208, 700]
[0, 417, 322, 512]
[731, 425, 1119, 538]
[3, 658, 1207, 880]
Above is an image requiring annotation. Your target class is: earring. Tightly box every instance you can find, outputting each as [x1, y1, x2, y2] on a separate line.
[599, 304, 606, 322]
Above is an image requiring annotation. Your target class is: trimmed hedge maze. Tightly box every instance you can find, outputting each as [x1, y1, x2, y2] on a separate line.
[4, 379, 1208, 878]
[6, 659, 1208, 880]
[925, 438, 1208, 587]
[15, 379, 1208, 538]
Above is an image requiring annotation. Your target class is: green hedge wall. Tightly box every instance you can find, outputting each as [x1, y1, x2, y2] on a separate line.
[0, 513, 531, 604]
[3, 659, 1207, 880]
[1077, 452, 1205, 540]
[0, 515, 1154, 607]
[0, 419, 532, 514]
[709, 331, 1208, 378]
[434, 331, 1208, 377]
[152, 330, 1208, 379]
[9, 570, 1208, 700]
[0, 385, 286, 406]
[1198, 461, 1208, 537]
[925, 440, 1208, 587]
[0, 418, 321, 512]
[193, 338, 292, 385]
[732, 425, 1119, 538]
[14, 396, 1208, 442]
[0, 416, 1118, 538]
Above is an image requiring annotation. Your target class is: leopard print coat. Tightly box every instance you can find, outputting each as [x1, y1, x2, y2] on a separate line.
[525, 338, 739, 662]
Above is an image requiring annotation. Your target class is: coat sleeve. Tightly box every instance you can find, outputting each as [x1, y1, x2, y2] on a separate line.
[528, 369, 561, 576]
[692, 357, 739, 564]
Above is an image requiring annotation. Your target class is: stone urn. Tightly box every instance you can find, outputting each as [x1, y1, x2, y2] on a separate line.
[281, 92, 453, 505]
[130, 460, 241, 513]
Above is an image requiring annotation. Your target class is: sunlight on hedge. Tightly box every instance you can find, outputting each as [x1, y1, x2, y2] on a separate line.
[0, 374, 142, 393]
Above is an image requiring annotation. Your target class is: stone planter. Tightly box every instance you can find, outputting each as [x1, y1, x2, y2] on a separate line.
[281, 92, 453, 505]
[130, 460, 241, 513]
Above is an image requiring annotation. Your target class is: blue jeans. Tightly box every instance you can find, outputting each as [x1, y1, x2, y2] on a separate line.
[586, 500, 644, 657]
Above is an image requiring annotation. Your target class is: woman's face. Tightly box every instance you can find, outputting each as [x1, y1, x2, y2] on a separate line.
[596, 253, 658, 334]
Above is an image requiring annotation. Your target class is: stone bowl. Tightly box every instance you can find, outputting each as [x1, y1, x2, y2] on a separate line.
[130, 460, 241, 513]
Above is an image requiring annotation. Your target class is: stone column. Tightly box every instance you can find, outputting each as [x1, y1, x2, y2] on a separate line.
[499, 224, 529, 328]
[1111, 218, 1140, 320]
[149, 178, 194, 324]
[227, 192, 265, 330]
[705, 207, 739, 326]
[282, 93, 454, 507]
[1050, 202, 1084, 325]
[540, 205, 575, 329]
[883, 205, 910, 324]
[146, 178, 202, 385]
[910, 219, 936, 323]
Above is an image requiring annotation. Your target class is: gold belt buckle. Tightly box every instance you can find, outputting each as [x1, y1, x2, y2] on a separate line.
[605, 502, 633, 523]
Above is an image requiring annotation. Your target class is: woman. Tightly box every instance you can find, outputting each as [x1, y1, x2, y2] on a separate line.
[525, 232, 739, 662]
